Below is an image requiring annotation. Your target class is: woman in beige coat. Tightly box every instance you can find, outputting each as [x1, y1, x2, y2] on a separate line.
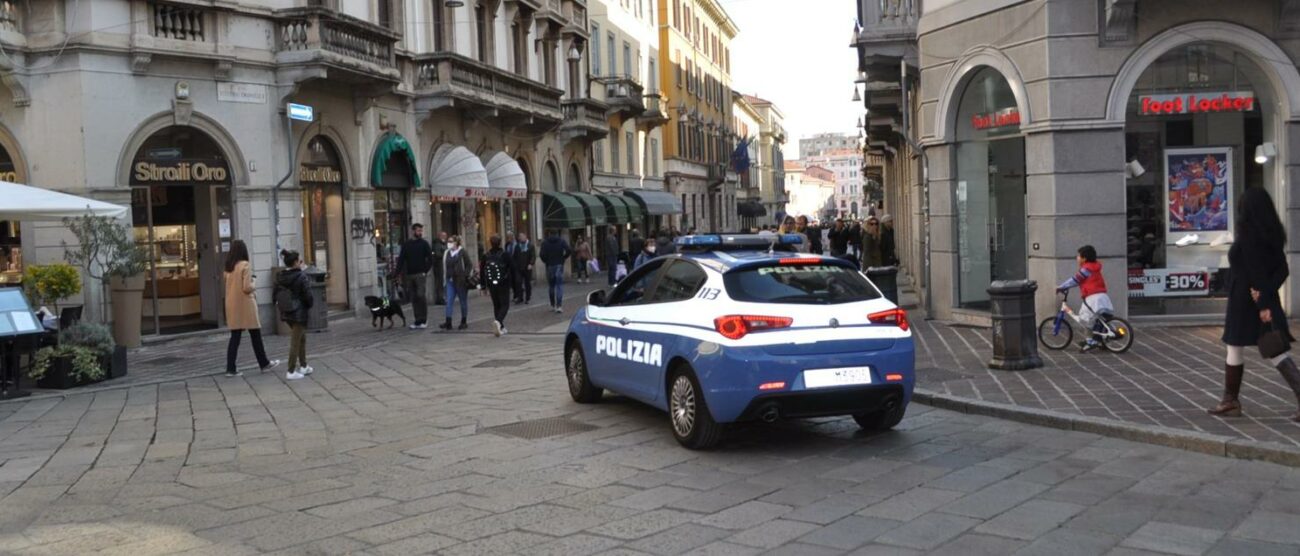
[224, 240, 279, 377]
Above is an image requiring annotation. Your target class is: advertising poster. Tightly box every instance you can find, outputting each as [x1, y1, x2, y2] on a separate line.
[1127, 267, 1212, 298]
[1165, 147, 1232, 243]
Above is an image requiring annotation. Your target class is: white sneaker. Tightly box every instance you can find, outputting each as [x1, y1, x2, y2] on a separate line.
[555, 307, 563, 314]
[416, 323, 428, 329]
[300, 366, 314, 375]
[286, 370, 306, 380]
[408, 323, 419, 330]
[493, 320, 502, 337]
[260, 360, 281, 373]
[500, 327, 508, 336]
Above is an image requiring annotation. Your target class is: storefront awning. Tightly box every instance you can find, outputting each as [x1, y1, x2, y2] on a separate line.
[568, 192, 608, 226]
[427, 145, 489, 198]
[482, 152, 527, 199]
[738, 201, 767, 218]
[542, 192, 586, 230]
[598, 194, 633, 224]
[0, 181, 127, 220]
[623, 189, 683, 215]
[370, 132, 420, 187]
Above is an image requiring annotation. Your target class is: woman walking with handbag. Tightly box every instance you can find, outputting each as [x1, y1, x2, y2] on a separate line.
[1208, 187, 1300, 421]
[223, 240, 280, 377]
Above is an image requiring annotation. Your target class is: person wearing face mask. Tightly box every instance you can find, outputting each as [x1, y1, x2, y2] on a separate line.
[439, 235, 474, 331]
[633, 240, 657, 271]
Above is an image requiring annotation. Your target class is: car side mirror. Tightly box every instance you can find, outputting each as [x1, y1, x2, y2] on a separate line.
[588, 290, 607, 307]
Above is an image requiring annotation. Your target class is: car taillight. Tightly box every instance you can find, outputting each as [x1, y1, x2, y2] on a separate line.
[868, 308, 909, 332]
[714, 315, 793, 340]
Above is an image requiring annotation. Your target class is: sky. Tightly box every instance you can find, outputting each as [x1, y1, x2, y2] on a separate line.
[721, 0, 860, 160]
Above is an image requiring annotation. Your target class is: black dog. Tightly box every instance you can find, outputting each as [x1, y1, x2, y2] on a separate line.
[364, 296, 406, 329]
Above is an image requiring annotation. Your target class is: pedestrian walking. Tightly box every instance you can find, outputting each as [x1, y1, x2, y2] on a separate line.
[507, 232, 536, 304]
[799, 216, 822, 254]
[633, 239, 657, 271]
[1209, 187, 1300, 421]
[629, 231, 645, 262]
[655, 231, 676, 256]
[395, 223, 434, 329]
[880, 214, 898, 266]
[828, 219, 849, 257]
[539, 229, 572, 313]
[439, 235, 474, 331]
[431, 230, 448, 305]
[479, 235, 513, 337]
[603, 228, 620, 286]
[223, 240, 279, 377]
[780, 216, 811, 253]
[275, 250, 313, 380]
[574, 236, 592, 283]
[861, 217, 884, 269]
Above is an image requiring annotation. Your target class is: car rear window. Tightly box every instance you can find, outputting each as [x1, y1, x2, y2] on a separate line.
[723, 263, 881, 305]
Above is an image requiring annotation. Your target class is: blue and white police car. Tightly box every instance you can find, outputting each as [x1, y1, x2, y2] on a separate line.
[563, 234, 915, 449]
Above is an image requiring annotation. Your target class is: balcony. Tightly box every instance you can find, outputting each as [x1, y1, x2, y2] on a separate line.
[598, 76, 645, 118]
[637, 92, 670, 130]
[560, 97, 609, 142]
[0, 0, 23, 48]
[563, 2, 589, 39]
[853, 0, 917, 95]
[412, 53, 565, 126]
[275, 6, 401, 84]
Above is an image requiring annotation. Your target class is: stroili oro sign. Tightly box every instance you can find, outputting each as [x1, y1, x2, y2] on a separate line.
[1139, 91, 1256, 115]
[299, 165, 342, 184]
[130, 159, 231, 185]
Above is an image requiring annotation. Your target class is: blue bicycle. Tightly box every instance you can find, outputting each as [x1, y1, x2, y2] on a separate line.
[1038, 291, 1134, 353]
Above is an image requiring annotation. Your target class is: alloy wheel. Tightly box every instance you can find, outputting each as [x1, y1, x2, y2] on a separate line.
[671, 375, 697, 437]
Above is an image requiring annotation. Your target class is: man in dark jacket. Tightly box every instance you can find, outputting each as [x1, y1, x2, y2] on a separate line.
[827, 219, 849, 257]
[430, 231, 448, 305]
[394, 223, 434, 329]
[539, 230, 573, 313]
[507, 232, 536, 304]
[655, 231, 676, 255]
[275, 250, 314, 380]
[628, 231, 645, 262]
[603, 229, 620, 286]
[479, 235, 513, 337]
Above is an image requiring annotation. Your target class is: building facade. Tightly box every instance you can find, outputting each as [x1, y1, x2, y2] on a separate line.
[784, 161, 836, 220]
[732, 93, 764, 228]
[805, 148, 865, 219]
[0, 0, 597, 336]
[799, 132, 858, 160]
[744, 94, 788, 220]
[855, 0, 1300, 324]
[656, 0, 739, 233]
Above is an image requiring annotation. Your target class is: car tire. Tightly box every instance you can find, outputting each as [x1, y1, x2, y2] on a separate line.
[853, 399, 906, 431]
[566, 341, 602, 404]
[668, 366, 723, 450]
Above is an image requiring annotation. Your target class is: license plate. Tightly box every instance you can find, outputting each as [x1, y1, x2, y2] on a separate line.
[803, 366, 873, 389]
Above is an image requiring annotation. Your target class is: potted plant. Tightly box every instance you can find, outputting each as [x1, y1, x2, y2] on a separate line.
[29, 322, 116, 389]
[22, 263, 82, 314]
[63, 214, 149, 347]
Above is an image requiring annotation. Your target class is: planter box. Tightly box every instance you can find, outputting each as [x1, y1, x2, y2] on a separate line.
[107, 346, 128, 379]
[36, 355, 107, 390]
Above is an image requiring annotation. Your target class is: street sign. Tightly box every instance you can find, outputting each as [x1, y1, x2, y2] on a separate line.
[287, 103, 314, 122]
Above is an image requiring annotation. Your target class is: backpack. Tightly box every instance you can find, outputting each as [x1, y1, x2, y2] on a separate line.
[275, 279, 302, 315]
[484, 254, 507, 287]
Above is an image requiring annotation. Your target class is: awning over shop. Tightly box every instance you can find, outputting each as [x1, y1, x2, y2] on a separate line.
[622, 189, 683, 215]
[542, 192, 586, 230]
[737, 201, 767, 218]
[427, 145, 489, 198]
[482, 152, 527, 199]
[0, 181, 127, 221]
[370, 132, 421, 187]
[568, 192, 608, 226]
[598, 194, 633, 224]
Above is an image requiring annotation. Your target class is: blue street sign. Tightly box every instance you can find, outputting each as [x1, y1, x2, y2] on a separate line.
[287, 103, 314, 122]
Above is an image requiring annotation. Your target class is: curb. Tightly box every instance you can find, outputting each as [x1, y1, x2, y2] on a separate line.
[912, 388, 1300, 468]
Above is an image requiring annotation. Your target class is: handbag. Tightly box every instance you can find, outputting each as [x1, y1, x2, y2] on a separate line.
[1259, 318, 1291, 359]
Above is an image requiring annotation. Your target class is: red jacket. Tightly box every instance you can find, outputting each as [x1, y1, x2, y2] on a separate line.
[1073, 261, 1108, 298]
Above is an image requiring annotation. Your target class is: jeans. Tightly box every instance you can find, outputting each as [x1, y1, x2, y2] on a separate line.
[489, 285, 510, 326]
[445, 280, 469, 322]
[226, 329, 270, 374]
[287, 322, 307, 369]
[575, 258, 589, 281]
[546, 264, 564, 308]
[403, 273, 428, 324]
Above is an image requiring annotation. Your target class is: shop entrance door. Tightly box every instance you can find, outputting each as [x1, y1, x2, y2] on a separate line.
[957, 136, 1027, 308]
[989, 137, 1027, 282]
[131, 184, 231, 334]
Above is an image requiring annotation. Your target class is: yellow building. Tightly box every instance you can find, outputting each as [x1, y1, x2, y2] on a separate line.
[656, 0, 739, 233]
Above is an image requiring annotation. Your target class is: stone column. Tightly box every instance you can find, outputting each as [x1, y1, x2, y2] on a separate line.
[923, 142, 958, 319]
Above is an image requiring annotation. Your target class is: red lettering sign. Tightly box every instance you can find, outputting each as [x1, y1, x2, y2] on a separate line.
[971, 108, 1021, 130]
[1139, 92, 1255, 115]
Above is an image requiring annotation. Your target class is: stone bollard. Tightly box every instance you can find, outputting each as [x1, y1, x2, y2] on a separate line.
[987, 279, 1043, 370]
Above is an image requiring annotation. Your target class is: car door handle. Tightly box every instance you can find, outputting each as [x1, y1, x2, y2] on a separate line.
[619, 318, 630, 326]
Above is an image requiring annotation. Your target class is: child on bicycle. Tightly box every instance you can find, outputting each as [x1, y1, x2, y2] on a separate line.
[1056, 245, 1115, 353]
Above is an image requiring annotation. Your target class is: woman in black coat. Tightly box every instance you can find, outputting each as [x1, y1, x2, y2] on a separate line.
[1208, 187, 1300, 421]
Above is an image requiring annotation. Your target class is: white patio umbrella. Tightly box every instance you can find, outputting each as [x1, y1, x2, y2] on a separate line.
[0, 180, 127, 221]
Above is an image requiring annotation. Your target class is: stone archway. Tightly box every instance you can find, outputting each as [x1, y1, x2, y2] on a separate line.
[932, 45, 1033, 145]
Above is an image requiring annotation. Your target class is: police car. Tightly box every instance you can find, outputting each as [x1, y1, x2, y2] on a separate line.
[564, 234, 915, 449]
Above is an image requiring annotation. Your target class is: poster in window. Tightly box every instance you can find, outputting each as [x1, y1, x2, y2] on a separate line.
[1165, 147, 1232, 244]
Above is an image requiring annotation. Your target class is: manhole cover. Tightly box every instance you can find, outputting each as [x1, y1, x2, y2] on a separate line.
[474, 359, 530, 368]
[484, 417, 599, 439]
[916, 367, 972, 384]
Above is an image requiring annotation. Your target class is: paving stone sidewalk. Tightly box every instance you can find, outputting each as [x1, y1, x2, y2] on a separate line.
[913, 319, 1300, 448]
[2, 330, 1300, 555]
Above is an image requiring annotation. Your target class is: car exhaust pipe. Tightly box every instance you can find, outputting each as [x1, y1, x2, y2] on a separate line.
[882, 395, 900, 413]
[759, 405, 780, 423]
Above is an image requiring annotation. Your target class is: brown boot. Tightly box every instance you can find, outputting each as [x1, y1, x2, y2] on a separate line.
[1207, 364, 1244, 417]
[1274, 357, 1300, 422]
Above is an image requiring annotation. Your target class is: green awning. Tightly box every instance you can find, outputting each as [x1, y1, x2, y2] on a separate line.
[598, 194, 632, 224]
[542, 192, 586, 230]
[623, 190, 684, 215]
[370, 132, 421, 187]
[568, 192, 608, 226]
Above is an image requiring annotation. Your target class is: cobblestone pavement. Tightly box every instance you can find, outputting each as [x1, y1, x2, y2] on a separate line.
[3, 328, 1300, 554]
[913, 320, 1300, 448]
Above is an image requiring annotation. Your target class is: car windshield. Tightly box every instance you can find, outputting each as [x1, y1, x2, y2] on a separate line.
[723, 263, 881, 305]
